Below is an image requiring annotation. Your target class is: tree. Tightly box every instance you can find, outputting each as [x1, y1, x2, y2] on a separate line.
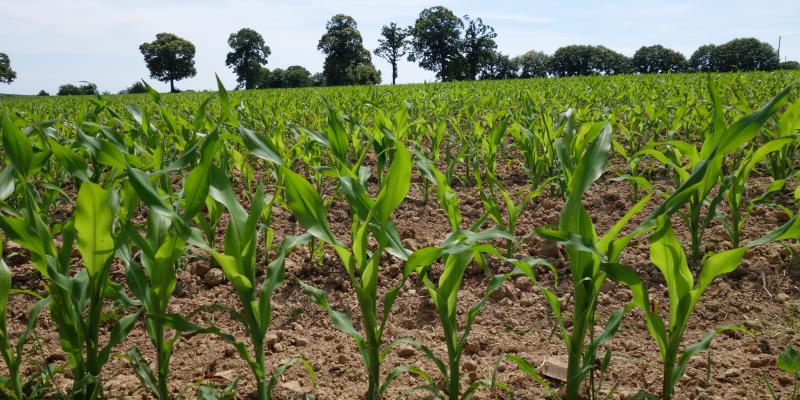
[631, 45, 688, 73]
[479, 51, 516, 80]
[285, 66, 313, 87]
[713, 38, 778, 72]
[0, 53, 16, 84]
[57, 82, 97, 96]
[462, 16, 497, 80]
[593, 46, 630, 75]
[37, 90, 49, 96]
[226, 28, 271, 89]
[512, 50, 550, 78]
[374, 23, 409, 85]
[122, 81, 148, 94]
[689, 44, 716, 72]
[318, 14, 380, 86]
[139, 33, 197, 93]
[549, 45, 629, 77]
[779, 60, 800, 70]
[408, 6, 464, 82]
[311, 72, 325, 86]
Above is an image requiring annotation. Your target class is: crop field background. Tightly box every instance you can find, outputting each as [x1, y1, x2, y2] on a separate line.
[1, 71, 800, 399]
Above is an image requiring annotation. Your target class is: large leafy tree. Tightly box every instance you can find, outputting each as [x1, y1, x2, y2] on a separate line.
[408, 6, 464, 82]
[713, 38, 778, 72]
[512, 50, 550, 78]
[0, 53, 16, 84]
[689, 44, 716, 72]
[57, 82, 97, 96]
[285, 66, 313, 87]
[139, 33, 197, 92]
[631, 45, 688, 73]
[373, 23, 409, 85]
[462, 16, 497, 80]
[318, 14, 380, 86]
[479, 50, 516, 80]
[549, 45, 629, 76]
[593, 45, 630, 75]
[226, 28, 271, 89]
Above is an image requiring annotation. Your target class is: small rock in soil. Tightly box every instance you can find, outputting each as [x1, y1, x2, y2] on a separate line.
[397, 345, 416, 358]
[188, 261, 209, 278]
[514, 276, 532, 291]
[464, 341, 480, 355]
[723, 368, 740, 379]
[280, 380, 305, 395]
[204, 269, 225, 287]
[295, 337, 309, 347]
[463, 360, 478, 372]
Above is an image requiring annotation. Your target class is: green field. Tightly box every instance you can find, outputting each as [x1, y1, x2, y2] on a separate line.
[1, 71, 800, 399]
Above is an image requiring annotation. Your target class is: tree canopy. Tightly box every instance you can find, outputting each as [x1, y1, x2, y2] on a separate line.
[139, 33, 197, 92]
[0, 53, 16, 84]
[374, 23, 409, 85]
[712, 38, 778, 72]
[57, 82, 97, 96]
[513, 50, 551, 78]
[631, 45, 688, 73]
[226, 28, 271, 89]
[689, 44, 716, 72]
[408, 6, 464, 82]
[318, 14, 380, 86]
[462, 16, 497, 80]
[549, 45, 629, 77]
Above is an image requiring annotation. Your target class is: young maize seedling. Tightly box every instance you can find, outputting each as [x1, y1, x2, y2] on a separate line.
[606, 211, 800, 400]
[720, 135, 796, 247]
[199, 166, 314, 400]
[536, 118, 657, 399]
[1, 114, 138, 399]
[116, 130, 220, 400]
[285, 141, 415, 400]
[398, 231, 536, 400]
[0, 242, 49, 400]
[635, 81, 794, 264]
[773, 345, 799, 399]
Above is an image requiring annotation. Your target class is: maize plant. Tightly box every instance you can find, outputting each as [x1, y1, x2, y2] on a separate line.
[116, 130, 220, 399]
[199, 165, 314, 400]
[399, 231, 541, 400]
[0, 242, 49, 400]
[606, 212, 800, 399]
[0, 114, 138, 399]
[636, 82, 795, 264]
[285, 141, 416, 400]
[536, 117, 654, 399]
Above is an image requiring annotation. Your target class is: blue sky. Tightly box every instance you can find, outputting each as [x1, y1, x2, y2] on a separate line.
[1, 0, 798, 94]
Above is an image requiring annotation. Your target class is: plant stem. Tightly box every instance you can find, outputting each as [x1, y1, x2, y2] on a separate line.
[254, 341, 268, 400]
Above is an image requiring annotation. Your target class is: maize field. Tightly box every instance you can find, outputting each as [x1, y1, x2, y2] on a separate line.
[1, 71, 800, 399]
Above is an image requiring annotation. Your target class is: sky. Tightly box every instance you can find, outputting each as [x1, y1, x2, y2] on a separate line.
[1, 0, 799, 95]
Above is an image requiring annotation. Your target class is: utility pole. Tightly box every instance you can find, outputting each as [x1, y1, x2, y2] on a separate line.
[778, 35, 781, 61]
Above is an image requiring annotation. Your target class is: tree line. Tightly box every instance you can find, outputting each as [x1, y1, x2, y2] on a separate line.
[1, 5, 798, 94]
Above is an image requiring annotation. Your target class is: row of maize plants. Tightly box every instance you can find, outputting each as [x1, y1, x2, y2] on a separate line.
[0, 71, 799, 399]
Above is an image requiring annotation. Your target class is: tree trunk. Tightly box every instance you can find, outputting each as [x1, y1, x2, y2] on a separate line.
[392, 63, 397, 85]
[170, 79, 175, 93]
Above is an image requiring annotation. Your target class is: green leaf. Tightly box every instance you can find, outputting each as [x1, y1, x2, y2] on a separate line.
[239, 126, 283, 166]
[75, 182, 115, 281]
[282, 168, 336, 244]
[1, 114, 33, 178]
[374, 141, 411, 222]
[778, 345, 800, 374]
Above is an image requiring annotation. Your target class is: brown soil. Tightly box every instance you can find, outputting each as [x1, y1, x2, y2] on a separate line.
[3, 168, 800, 400]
